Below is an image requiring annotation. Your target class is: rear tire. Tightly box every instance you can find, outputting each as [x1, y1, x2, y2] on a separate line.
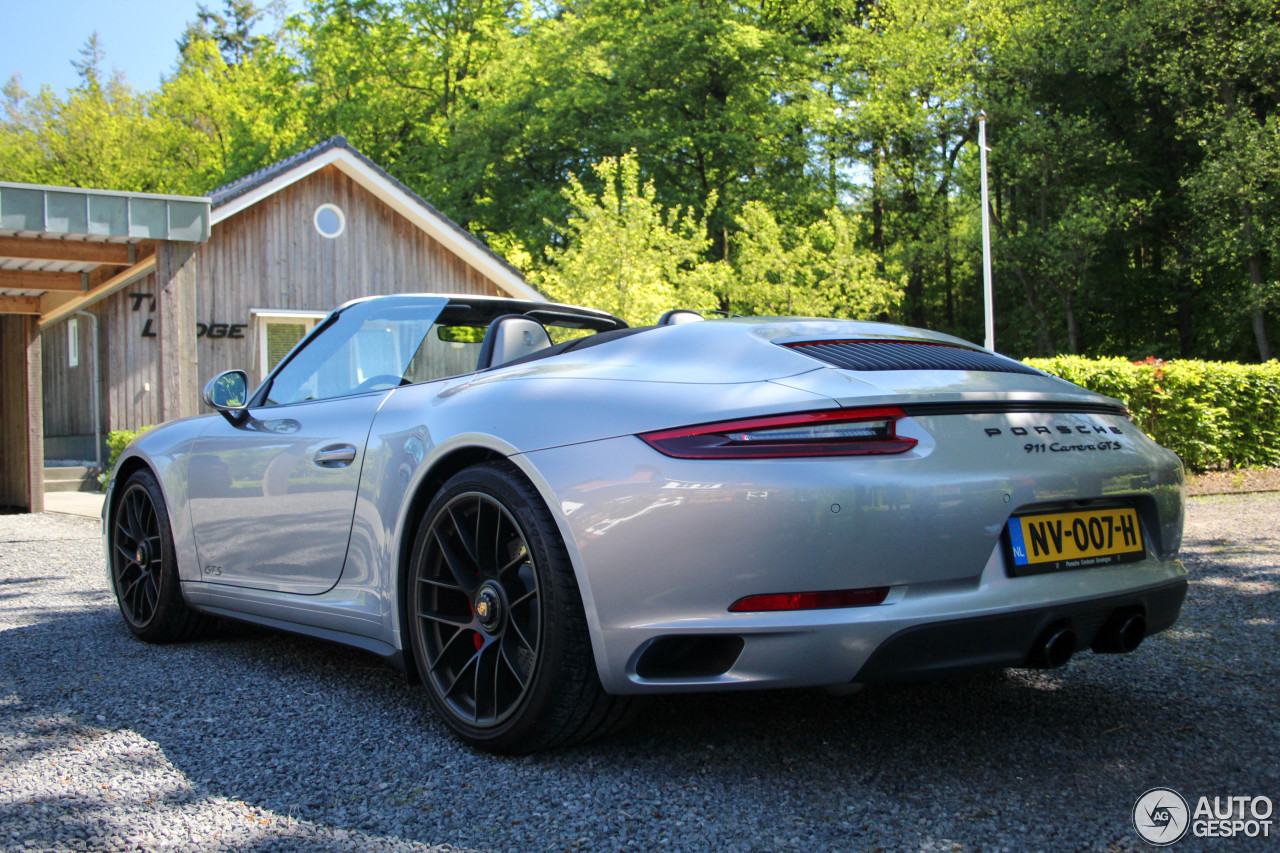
[406, 461, 631, 753]
[109, 469, 212, 643]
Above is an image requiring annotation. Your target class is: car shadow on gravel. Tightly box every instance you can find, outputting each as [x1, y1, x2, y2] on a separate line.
[3, 496, 1277, 852]
[3, 589, 1277, 852]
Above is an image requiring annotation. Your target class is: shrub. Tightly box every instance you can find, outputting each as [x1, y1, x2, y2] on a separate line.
[1025, 356, 1280, 472]
[97, 426, 152, 490]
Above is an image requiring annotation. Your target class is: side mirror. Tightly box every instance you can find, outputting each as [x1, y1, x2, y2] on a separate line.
[203, 370, 250, 425]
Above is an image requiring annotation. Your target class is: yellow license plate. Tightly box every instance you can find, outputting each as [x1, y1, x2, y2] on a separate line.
[1006, 507, 1144, 575]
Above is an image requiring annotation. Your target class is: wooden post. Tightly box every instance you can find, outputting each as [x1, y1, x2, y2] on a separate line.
[156, 242, 199, 422]
[1, 318, 25, 508]
[25, 315, 43, 513]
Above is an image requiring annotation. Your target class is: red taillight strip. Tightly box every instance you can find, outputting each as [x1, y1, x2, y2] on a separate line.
[638, 408, 917, 459]
[729, 587, 891, 612]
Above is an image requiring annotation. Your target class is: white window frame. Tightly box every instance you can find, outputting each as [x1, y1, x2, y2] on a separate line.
[313, 203, 346, 239]
[250, 308, 330, 381]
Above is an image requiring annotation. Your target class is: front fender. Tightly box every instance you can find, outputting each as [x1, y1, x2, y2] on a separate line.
[103, 415, 216, 589]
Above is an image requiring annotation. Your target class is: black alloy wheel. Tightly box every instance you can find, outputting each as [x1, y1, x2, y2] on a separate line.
[113, 480, 164, 627]
[407, 462, 632, 753]
[109, 469, 211, 642]
[416, 490, 542, 727]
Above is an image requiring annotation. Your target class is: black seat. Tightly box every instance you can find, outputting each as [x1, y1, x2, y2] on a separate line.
[476, 314, 553, 370]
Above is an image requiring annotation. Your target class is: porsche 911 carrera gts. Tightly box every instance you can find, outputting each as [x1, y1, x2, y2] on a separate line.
[104, 294, 1187, 752]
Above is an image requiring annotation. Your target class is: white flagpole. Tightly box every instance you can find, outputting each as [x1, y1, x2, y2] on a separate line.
[979, 110, 995, 352]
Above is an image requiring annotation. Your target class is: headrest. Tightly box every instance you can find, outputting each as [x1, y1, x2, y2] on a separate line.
[476, 314, 553, 369]
[657, 309, 705, 326]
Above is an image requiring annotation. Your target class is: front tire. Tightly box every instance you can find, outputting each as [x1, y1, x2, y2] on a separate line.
[109, 469, 211, 643]
[406, 462, 631, 753]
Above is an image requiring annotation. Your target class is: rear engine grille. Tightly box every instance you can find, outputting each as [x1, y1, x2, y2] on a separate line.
[785, 340, 1044, 375]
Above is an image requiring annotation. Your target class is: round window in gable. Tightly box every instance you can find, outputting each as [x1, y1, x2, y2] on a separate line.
[313, 203, 346, 239]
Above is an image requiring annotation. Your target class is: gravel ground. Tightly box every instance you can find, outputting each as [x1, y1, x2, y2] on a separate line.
[2, 496, 1277, 852]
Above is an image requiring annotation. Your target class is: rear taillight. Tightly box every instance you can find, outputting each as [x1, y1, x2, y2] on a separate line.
[639, 408, 917, 459]
[729, 587, 891, 612]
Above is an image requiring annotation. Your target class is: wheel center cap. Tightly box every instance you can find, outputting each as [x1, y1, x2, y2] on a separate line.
[135, 541, 151, 568]
[475, 584, 503, 631]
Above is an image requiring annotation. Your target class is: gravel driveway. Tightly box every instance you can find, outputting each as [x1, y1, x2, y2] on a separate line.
[2, 494, 1277, 852]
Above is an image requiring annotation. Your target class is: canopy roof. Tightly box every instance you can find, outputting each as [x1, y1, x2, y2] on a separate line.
[0, 182, 211, 326]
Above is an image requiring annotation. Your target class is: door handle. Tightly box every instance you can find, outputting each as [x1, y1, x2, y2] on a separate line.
[314, 444, 357, 467]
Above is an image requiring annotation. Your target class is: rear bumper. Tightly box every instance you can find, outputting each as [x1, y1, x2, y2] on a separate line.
[589, 553, 1188, 694]
[852, 576, 1187, 683]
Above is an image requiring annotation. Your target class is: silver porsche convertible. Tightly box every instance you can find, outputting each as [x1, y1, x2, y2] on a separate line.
[104, 293, 1187, 752]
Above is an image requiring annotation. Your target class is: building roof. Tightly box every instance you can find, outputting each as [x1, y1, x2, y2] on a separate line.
[209, 136, 542, 302]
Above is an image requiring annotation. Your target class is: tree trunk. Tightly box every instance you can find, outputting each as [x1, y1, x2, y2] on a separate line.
[1018, 266, 1056, 355]
[906, 268, 925, 328]
[900, 140, 924, 327]
[1061, 285, 1079, 354]
[871, 141, 886, 277]
[1242, 213, 1273, 360]
[942, 187, 954, 327]
[991, 209, 1056, 354]
[1248, 248, 1272, 360]
[1220, 75, 1272, 361]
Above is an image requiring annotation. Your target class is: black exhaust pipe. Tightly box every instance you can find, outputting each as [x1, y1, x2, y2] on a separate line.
[1092, 611, 1147, 654]
[1029, 626, 1076, 669]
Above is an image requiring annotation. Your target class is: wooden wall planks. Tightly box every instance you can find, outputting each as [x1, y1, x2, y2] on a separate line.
[40, 315, 95, 436]
[41, 165, 519, 438]
[196, 165, 507, 387]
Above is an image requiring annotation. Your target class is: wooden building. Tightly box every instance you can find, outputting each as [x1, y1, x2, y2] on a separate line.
[1, 182, 210, 511]
[1, 137, 541, 510]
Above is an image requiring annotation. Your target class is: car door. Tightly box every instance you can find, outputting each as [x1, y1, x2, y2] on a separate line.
[187, 295, 449, 594]
[186, 393, 386, 593]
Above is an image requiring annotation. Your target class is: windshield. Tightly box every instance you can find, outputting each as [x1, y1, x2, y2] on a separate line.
[261, 296, 449, 406]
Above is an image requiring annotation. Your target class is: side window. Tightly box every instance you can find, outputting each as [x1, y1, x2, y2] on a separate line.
[260, 298, 448, 407]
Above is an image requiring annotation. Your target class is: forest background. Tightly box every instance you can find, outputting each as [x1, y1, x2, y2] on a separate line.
[2, 0, 1276, 361]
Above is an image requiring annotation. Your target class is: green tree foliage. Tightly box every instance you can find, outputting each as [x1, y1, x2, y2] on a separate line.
[728, 202, 897, 319]
[1, 0, 1275, 364]
[0, 58, 184, 191]
[529, 154, 895, 325]
[0, 7, 301, 194]
[531, 154, 721, 326]
[1144, 0, 1280, 361]
[294, 0, 523, 228]
[979, 0, 1278, 360]
[154, 31, 307, 187]
[179, 0, 281, 64]
[826, 0, 984, 328]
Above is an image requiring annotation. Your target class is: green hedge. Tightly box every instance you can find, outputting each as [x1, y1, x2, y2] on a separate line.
[97, 427, 152, 491]
[1025, 356, 1280, 472]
